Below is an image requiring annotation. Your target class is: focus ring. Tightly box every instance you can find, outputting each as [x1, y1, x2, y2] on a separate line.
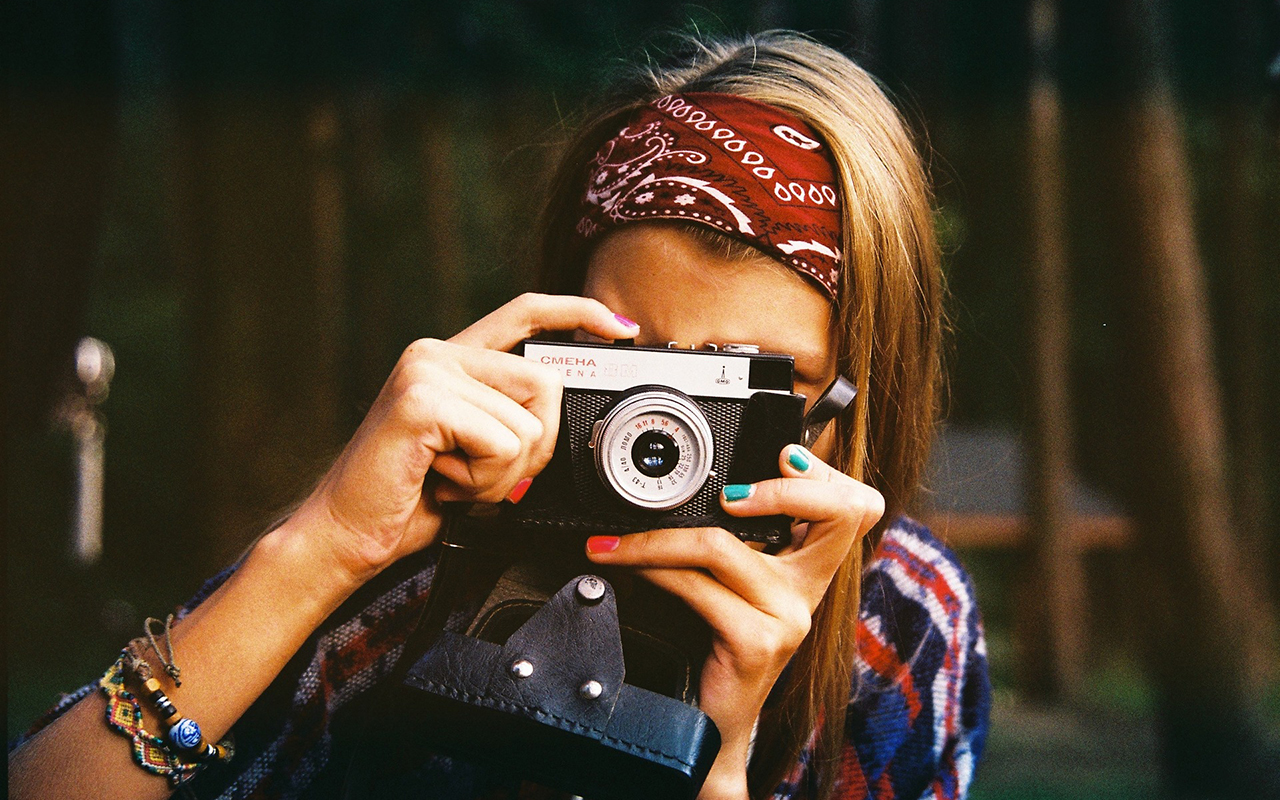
[591, 389, 714, 511]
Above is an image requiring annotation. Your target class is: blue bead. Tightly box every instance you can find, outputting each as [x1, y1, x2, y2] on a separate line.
[168, 717, 203, 751]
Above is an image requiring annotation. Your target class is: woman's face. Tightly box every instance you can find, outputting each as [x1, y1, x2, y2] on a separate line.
[583, 225, 839, 461]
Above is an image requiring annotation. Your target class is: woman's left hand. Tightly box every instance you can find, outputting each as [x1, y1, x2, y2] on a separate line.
[584, 444, 885, 800]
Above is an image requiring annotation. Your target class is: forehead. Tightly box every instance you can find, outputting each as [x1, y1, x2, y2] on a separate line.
[582, 226, 833, 374]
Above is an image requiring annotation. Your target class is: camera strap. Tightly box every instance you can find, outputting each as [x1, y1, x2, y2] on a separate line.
[801, 375, 857, 448]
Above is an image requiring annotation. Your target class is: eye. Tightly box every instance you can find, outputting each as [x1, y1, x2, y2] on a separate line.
[793, 361, 830, 388]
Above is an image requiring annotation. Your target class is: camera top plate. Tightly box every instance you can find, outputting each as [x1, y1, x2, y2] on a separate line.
[519, 340, 794, 399]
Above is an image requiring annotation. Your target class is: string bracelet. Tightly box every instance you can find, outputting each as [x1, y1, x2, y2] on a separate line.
[145, 614, 182, 686]
[98, 652, 202, 786]
[123, 640, 233, 765]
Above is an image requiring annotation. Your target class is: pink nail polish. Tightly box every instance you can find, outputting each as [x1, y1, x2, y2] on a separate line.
[614, 313, 639, 329]
[506, 477, 533, 504]
[586, 535, 620, 554]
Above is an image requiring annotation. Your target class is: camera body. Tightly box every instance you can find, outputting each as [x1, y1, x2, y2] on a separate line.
[508, 339, 805, 545]
[346, 340, 813, 800]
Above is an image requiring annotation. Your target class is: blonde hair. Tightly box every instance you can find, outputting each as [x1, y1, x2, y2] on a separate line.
[536, 31, 944, 800]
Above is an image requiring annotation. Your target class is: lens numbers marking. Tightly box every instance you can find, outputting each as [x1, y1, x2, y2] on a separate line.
[593, 390, 714, 511]
[611, 412, 696, 494]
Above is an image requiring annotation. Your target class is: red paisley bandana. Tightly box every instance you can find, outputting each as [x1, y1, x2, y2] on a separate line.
[577, 92, 842, 297]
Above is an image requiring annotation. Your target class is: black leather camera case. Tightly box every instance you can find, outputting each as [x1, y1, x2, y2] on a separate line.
[400, 573, 720, 799]
[341, 521, 723, 800]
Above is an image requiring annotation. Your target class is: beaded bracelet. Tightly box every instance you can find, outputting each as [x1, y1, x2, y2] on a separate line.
[123, 640, 234, 765]
[98, 654, 202, 786]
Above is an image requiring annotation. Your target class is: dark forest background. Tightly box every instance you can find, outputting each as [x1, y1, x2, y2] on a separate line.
[6, 0, 1280, 797]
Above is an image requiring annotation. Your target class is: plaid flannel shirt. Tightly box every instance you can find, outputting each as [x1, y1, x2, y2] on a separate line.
[19, 516, 989, 800]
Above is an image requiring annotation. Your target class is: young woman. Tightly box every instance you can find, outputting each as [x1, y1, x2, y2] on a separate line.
[10, 31, 989, 800]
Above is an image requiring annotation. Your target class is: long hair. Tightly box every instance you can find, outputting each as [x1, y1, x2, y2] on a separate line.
[535, 31, 944, 800]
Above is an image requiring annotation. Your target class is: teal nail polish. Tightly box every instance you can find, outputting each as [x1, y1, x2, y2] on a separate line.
[787, 447, 811, 472]
[723, 484, 753, 502]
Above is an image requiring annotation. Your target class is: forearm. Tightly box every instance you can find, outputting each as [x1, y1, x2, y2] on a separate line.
[8, 515, 362, 800]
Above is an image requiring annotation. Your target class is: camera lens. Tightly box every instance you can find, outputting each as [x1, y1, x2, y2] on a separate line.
[632, 430, 679, 478]
[591, 387, 715, 511]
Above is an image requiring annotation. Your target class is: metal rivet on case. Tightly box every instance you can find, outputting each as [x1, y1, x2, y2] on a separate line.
[576, 575, 606, 603]
[510, 659, 534, 679]
[579, 680, 603, 700]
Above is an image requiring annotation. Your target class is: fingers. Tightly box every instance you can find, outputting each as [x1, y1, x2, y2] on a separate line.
[630, 566, 813, 669]
[397, 337, 556, 412]
[719, 444, 884, 574]
[388, 338, 562, 500]
[632, 566, 797, 647]
[449, 293, 639, 351]
[397, 356, 544, 445]
[335, 384, 527, 509]
[312, 294, 635, 572]
[436, 345, 563, 473]
[577, 448, 875, 688]
[586, 527, 780, 607]
[389, 291, 642, 500]
[390, 384, 523, 476]
[719, 447, 883, 525]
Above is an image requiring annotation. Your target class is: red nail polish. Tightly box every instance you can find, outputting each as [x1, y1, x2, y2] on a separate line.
[586, 535, 620, 554]
[614, 313, 639, 329]
[507, 477, 533, 504]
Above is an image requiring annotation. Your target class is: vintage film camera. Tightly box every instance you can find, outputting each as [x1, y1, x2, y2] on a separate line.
[507, 339, 809, 546]
[344, 339, 855, 800]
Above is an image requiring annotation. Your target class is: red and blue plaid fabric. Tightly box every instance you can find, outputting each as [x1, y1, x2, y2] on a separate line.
[17, 517, 989, 799]
[771, 518, 991, 799]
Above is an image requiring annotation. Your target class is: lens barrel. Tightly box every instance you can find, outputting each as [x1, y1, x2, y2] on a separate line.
[591, 389, 714, 511]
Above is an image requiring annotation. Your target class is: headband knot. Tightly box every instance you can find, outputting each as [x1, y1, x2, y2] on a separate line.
[577, 92, 843, 297]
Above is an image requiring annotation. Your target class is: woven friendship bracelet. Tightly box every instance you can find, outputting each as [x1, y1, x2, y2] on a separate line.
[98, 653, 202, 786]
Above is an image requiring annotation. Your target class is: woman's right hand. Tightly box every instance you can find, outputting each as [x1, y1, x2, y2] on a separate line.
[290, 293, 639, 587]
[12, 295, 640, 800]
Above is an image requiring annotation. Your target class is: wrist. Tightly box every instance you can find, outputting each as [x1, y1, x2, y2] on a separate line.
[698, 766, 750, 800]
[698, 736, 751, 800]
[253, 512, 369, 614]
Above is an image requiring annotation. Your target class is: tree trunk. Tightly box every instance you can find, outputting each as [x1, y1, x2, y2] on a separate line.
[175, 95, 347, 570]
[344, 89, 398, 405]
[308, 99, 350, 446]
[3, 90, 113, 435]
[1216, 0, 1276, 636]
[1020, 0, 1087, 703]
[420, 103, 470, 339]
[1108, 1, 1279, 794]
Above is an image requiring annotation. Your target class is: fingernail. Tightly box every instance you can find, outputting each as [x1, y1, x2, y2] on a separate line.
[787, 447, 811, 473]
[506, 477, 533, 504]
[613, 313, 639, 329]
[586, 535, 620, 554]
[722, 483, 754, 502]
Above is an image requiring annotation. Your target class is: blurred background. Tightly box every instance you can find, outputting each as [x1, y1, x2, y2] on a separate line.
[5, 0, 1279, 797]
